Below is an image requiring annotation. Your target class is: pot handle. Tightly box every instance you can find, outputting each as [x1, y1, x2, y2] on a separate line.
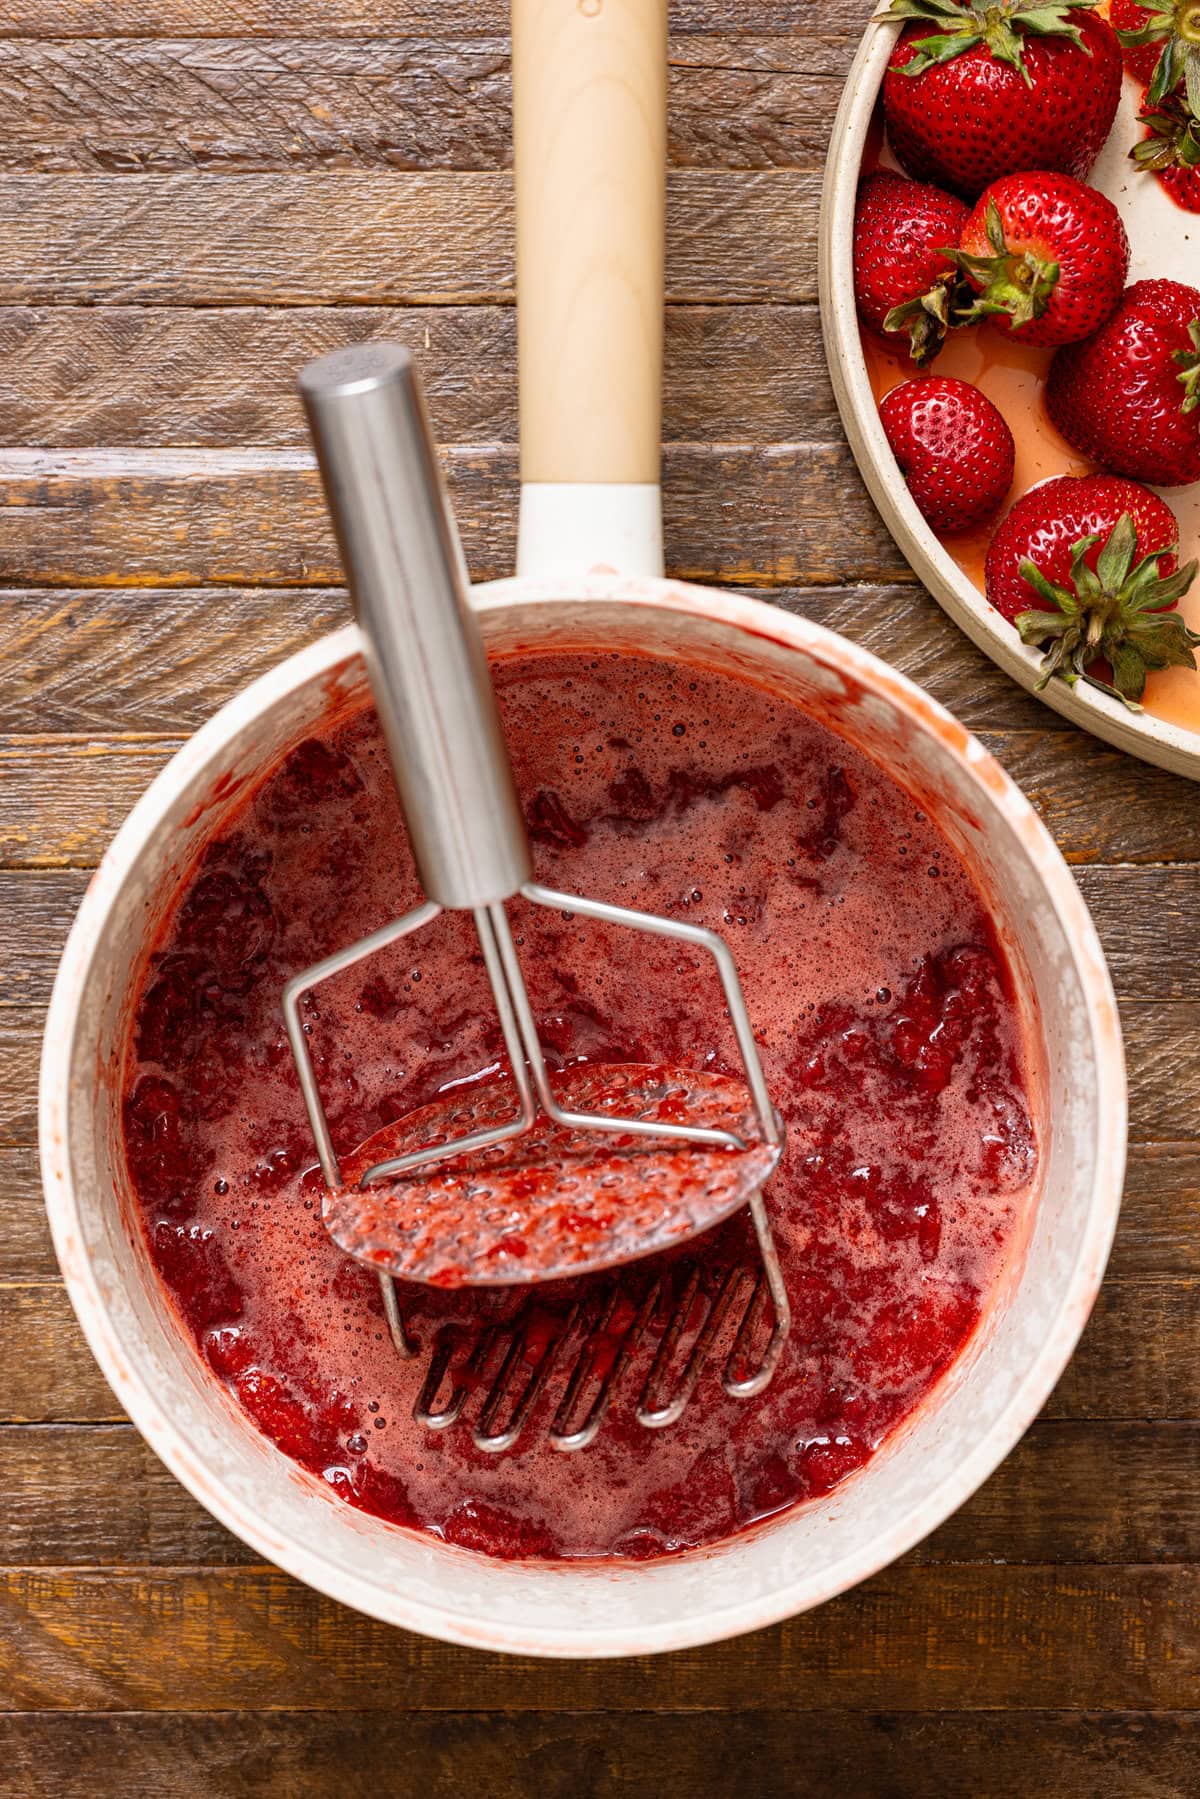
[512, 0, 667, 578]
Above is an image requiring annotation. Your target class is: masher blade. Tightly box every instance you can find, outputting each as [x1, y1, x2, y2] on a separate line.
[324, 1063, 781, 1288]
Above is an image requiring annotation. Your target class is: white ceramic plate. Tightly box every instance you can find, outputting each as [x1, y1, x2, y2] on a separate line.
[819, 19, 1200, 780]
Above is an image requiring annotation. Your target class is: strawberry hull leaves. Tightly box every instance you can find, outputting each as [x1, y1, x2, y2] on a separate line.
[881, 0, 1096, 83]
[1178, 319, 1200, 412]
[1014, 513, 1200, 706]
[881, 278, 967, 364]
[1116, 0, 1200, 106]
[949, 196, 1060, 331]
[1133, 88, 1200, 175]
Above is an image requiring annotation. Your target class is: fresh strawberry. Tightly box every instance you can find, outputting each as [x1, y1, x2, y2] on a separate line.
[879, 376, 1015, 531]
[1046, 279, 1200, 486]
[880, 0, 1123, 198]
[1112, 0, 1200, 104]
[1133, 83, 1200, 210]
[853, 172, 972, 363]
[948, 173, 1128, 345]
[985, 474, 1198, 706]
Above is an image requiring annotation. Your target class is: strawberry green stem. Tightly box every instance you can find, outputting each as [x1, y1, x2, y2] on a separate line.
[1134, 90, 1200, 171]
[878, 0, 1096, 85]
[1119, 0, 1200, 106]
[1013, 512, 1200, 707]
[1176, 320, 1200, 414]
[945, 198, 1060, 332]
[882, 270, 974, 363]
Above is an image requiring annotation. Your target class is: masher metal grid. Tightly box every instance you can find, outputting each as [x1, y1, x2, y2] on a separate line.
[284, 342, 792, 1452]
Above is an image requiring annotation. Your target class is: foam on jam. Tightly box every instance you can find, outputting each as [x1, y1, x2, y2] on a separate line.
[123, 651, 1037, 1562]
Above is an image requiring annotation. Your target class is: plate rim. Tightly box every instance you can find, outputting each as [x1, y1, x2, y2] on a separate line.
[817, 17, 1200, 782]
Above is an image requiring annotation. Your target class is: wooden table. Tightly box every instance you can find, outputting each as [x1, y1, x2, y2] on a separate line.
[0, 3, 1196, 1793]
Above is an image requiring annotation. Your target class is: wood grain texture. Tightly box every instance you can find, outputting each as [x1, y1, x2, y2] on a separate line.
[0, 445, 896, 588]
[0, 2, 876, 39]
[0, 304, 837, 446]
[0, 1277, 1193, 1425]
[0, 171, 820, 305]
[3, 1419, 1196, 1569]
[0, 1565, 1194, 1712]
[2, 583, 1039, 738]
[2, 1710, 1196, 1799]
[0, 37, 849, 173]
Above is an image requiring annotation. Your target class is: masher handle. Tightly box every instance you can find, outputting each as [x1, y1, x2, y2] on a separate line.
[299, 344, 532, 911]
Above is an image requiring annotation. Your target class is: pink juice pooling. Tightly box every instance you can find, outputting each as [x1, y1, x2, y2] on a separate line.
[122, 649, 1038, 1562]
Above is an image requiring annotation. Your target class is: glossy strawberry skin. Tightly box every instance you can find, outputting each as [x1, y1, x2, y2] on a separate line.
[879, 376, 1015, 532]
[883, 11, 1123, 197]
[853, 172, 971, 344]
[1158, 156, 1200, 208]
[1110, 0, 1167, 83]
[1046, 278, 1200, 485]
[985, 475, 1181, 623]
[957, 173, 1129, 346]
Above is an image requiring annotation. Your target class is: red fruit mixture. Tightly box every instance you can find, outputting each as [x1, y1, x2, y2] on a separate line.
[123, 652, 1038, 1562]
[881, 0, 1123, 198]
[880, 375, 1015, 531]
[1047, 278, 1200, 487]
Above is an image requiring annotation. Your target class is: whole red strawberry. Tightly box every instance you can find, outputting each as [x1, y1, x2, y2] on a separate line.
[1111, 0, 1200, 103]
[880, 0, 1123, 198]
[1133, 84, 1200, 210]
[880, 376, 1015, 531]
[1046, 279, 1200, 486]
[853, 172, 972, 363]
[950, 173, 1128, 345]
[985, 474, 1198, 705]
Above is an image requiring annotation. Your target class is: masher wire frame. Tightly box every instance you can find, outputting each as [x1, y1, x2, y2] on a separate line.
[282, 877, 798, 1439]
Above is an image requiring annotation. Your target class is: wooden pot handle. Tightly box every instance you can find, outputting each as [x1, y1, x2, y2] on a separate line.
[511, 0, 667, 487]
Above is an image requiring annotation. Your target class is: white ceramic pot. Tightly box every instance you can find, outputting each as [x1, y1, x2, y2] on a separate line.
[39, 1, 1125, 1657]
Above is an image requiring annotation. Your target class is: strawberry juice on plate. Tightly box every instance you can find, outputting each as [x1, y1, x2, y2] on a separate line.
[122, 648, 1038, 1562]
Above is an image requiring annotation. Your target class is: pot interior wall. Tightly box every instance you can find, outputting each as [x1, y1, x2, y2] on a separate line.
[55, 593, 1107, 1650]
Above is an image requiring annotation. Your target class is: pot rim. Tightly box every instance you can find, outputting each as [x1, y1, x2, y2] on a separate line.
[39, 574, 1126, 1657]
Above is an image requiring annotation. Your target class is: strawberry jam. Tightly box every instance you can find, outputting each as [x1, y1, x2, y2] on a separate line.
[123, 651, 1037, 1561]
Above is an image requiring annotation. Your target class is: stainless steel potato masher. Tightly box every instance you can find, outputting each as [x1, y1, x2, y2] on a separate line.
[284, 344, 791, 1450]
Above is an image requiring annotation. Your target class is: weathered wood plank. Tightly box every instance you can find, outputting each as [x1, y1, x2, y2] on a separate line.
[2, 584, 1048, 739]
[0, 444, 899, 589]
[5, 732, 1200, 872]
[0, 1565, 1194, 1711]
[1119, 1145, 1200, 1277]
[3, 1419, 1195, 1569]
[0, 877, 87, 1009]
[0, 171, 820, 305]
[1, 1710, 1196, 1799]
[0, 3, 876, 40]
[0, 305, 837, 447]
[0, 38, 849, 173]
[0, 1277, 1194, 1425]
